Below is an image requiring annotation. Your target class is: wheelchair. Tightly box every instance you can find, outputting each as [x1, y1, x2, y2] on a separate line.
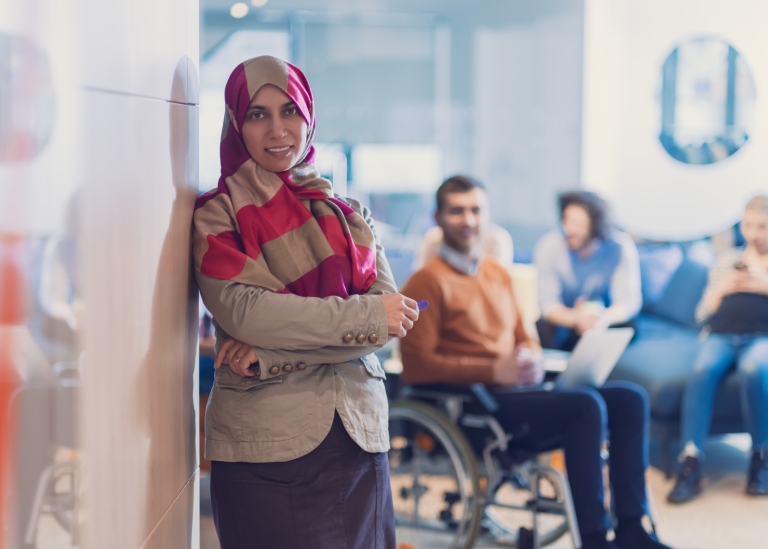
[388, 383, 581, 549]
[23, 360, 81, 549]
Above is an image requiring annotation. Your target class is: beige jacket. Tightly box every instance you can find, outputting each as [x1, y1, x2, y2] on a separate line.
[196, 198, 395, 463]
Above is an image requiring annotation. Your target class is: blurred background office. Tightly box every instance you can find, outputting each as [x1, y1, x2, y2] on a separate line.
[2, 0, 768, 548]
[198, 0, 585, 283]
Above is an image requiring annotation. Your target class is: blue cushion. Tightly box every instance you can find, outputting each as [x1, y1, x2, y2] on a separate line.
[611, 337, 743, 421]
[651, 258, 708, 329]
[637, 243, 683, 312]
[610, 316, 743, 422]
[610, 327, 699, 419]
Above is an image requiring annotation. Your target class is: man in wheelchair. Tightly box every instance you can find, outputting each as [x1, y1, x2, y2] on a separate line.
[399, 175, 676, 549]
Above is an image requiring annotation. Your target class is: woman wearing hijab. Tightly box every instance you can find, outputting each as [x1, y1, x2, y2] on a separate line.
[193, 55, 419, 549]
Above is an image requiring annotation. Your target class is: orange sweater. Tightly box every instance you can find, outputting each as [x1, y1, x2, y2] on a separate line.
[400, 256, 538, 385]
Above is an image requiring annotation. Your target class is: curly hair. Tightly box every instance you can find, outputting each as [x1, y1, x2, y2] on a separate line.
[557, 190, 612, 241]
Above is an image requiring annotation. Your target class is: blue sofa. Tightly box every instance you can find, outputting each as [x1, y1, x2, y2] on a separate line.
[607, 248, 746, 475]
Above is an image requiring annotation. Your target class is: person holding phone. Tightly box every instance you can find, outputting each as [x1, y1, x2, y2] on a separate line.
[669, 194, 768, 503]
[192, 55, 419, 548]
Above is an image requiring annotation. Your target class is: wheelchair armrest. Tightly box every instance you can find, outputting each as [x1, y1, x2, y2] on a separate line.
[469, 383, 499, 413]
[399, 383, 500, 413]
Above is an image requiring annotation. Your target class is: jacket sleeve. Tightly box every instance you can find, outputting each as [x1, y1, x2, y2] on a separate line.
[212, 317, 381, 380]
[198, 274, 388, 349]
[196, 200, 395, 376]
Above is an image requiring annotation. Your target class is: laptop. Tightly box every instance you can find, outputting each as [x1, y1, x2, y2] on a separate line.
[548, 327, 635, 389]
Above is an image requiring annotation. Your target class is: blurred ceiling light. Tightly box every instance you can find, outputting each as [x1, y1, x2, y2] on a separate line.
[230, 2, 249, 18]
[250, 0, 268, 7]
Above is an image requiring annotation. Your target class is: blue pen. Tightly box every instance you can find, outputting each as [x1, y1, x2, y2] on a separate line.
[417, 300, 429, 310]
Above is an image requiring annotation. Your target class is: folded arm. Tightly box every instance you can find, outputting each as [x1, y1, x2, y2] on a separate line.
[198, 200, 402, 378]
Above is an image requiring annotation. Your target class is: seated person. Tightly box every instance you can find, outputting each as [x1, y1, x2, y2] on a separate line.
[412, 178, 514, 270]
[400, 175, 674, 549]
[668, 194, 768, 503]
[534, 191, 641, 351]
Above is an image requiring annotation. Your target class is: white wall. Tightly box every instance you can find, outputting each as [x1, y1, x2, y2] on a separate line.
[1, 0, 199, 547]
[473, 6, 585, 249]
[582, 0, 768, 240]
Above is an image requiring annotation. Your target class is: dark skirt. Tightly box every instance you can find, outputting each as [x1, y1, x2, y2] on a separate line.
[210, 412, 395, 549]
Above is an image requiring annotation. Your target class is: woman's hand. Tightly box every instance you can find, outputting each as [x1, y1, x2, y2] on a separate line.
[214, 338, 259, 377]
[380, 293, 419, 338]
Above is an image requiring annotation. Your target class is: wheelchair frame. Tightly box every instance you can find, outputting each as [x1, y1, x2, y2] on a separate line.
[389, 384, 582, 549]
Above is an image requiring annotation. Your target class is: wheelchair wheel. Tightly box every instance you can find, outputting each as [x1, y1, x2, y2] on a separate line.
[388, 400, 482, 549]
[481, 461, 570, 547]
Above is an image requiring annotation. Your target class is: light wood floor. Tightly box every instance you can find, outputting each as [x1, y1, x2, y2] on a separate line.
[198, 435, 768, 549]
[544, 434, 768, 549]
[35, 435, 767, 548]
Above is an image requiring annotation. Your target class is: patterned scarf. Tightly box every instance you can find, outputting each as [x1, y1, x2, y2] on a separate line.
[192, 56, 377, 298]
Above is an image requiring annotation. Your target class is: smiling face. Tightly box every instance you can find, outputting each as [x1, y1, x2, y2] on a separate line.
[241, 84, 309, 173]
[435, 188, 487, 255]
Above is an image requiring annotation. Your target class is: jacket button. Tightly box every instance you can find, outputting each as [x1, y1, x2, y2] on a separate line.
[268, 365, 280, 375]
[368, 333, 379, 344]
[342, 332, 353, 343]
[282, 363, 294, 373]
[356, 333, 366, 344]
[297, 362, 307, 370]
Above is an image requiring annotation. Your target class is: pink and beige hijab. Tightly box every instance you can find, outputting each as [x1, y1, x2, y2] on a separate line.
[193, 55, 377, 298]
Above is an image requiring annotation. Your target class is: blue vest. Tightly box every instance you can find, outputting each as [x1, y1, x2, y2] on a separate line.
[561, 238, 623, 308]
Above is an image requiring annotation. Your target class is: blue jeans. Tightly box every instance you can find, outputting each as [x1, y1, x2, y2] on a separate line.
[681, 332, 768, 454]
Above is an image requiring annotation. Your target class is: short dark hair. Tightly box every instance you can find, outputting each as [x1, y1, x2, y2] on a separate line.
[557, 190, 612, 241]
[435, 175, 486, 212]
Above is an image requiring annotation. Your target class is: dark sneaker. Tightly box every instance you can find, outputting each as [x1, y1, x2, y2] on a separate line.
[667, 455, 702, 504]
[614, 526, 675, 549]
[580, 530, 619, 549]
[746, 449, 768, 496]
